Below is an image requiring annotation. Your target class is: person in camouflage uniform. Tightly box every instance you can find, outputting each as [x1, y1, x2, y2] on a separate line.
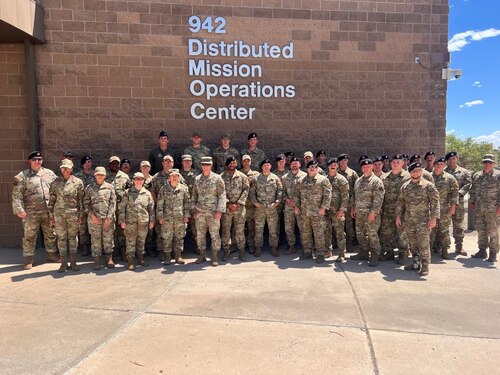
[250, 159, 283, 257]
[409, 154, 435, 184]
[212, 133, 240, 174]
[184, 131, 211, 171]
[119, 172, 155, 271]
[294, 160, 332, 263]
[241, 155, 259, 253]
[74, 155, 95, 256]
[83, 167, 117, 270]
[379, 154, 411, 264]
[444, 151, 472, 255]
[273, 154, 288, 246]
[180, 154, 198, 254]
[350, 158, 385, 267]
[431, 157, 459, 259]
[303, 151, 326, 175]
[49, 159, 85, 273]
[325, 158, 349, 262]
[12, 151, 59, 270]
[221, 156, 250, 261]
[424, 151, 436, 173]
[372, 157, 384, 178]
[281, 157, 306, 255]
[106, 156, 131, 262]
[338, 153, 359, 251]
[139, 160, 155, 256]
[316, 150, 328, 171]
[157, 169, 191, 265]
[469, 154, 500, 262]
[192, 157, 227, 266]
[396, 162, 440, 276]
[241, 132, 266, 171]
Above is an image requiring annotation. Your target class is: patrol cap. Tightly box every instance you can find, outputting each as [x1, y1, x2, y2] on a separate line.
[201, 156, 213, 165]
[259, 158, 272, 169]
[424, 151, 435, 159]
[445, 151, 457, 161]
[408, 162, 422, 172]
[226, 156, 236, 166]
[409, 154, 421, 163]
[28, 151, 42, 160]
[391, 154, 403, 161]
[338, 153, 349, 161]
[192, 131, 201, 137]
[221, 133, 230, 139]
[162, 155, 174, 162]
[181, 154, 192, 161]
[132, 172, 145, 180]
[63, 151, 74, 158]
[290, 157, 300, 163]
[159, 130, 169, 138]
[482, 154, 495, 162]
[284, 151, 294, 157]
[120, 158, 131, 166]
[316, 150, 326, 157]
[358, 155, 369, 163]
[382, 155, 389, 161]
[303, 151, 313, 159]
[360, 158, 373, 166]
[140, 160, 151, 168]
[435, 157, 446, 164]
[275, 154, 286, 162]
[373, 156, 384, 163]
[306, 160, 318, 168]
[247, 132, 257, 140]
[242, 154, 251, 161]
[169, 168, 180, 176]
[60, 158, 74, 169]
[327, 157, 339, 166]
[109, 156, 120, 164]
[81, 155, 92, 165]
[94, 166, 107, 176]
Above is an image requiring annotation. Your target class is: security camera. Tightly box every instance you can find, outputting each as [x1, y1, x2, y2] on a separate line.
[442, 67, 462, 80]
[451, 69, 462, 79]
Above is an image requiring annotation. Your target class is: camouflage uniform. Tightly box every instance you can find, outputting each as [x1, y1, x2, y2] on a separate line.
[250, 172, 283, 249]
[338, 166, 359, 246]
[282, 170, 307, 247]
[83, 181, 117, 256]
[352, 174, 385, 257]
[184, 145, 211, 171]
[325, 173, 349, 253]
[422, 170, 435, 184]
[380, 170, 411, 257]
[221, 170, 250, 253]
[430, 171, 459, 255]
[74, 169, 95, 250]
[396, 179, 440, 267]
[12, 167, 58, 257]
[180, 168, 198, 248]
[119, 186, 155, 256]
[273, 168, 288, 244]
[241, 147, 266, 171]
[242, 169, 259, 251]
[469, 168, 500, 256]
[156, 182, 191, 257]
[445, 165, 472, 249]
[212, 147, 240, 174]
[294, 174, 331, 257]
[48, 175, 85, 256]
[106, 170, 130, 255]
[192, 171, 227, 254]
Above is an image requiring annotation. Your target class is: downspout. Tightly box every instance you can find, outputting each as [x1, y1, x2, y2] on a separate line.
[24, 38, 40, 152]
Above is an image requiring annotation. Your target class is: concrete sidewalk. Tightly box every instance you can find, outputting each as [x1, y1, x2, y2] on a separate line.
[0, 231, 498, 375]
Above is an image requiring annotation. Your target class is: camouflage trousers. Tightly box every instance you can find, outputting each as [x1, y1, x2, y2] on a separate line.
[78, 212, 90, 247]
[255, 206, 279, 248]
[284, 205, 302, 246]
[196, 212, 221, 252]
[114, 213, 126, 251]
[21, 212, 57, 257]
[379, 212, 408, 253]
[188, 215, 197, 246]
[124, 221, 149, 256]
[355, 212, 381, 255]
[155, 224, 163, 252]
[325, 210, 346, 251]
[301, 214, 327, 256]
[405, 222, 431, 263]
[475, 209, 499, 254]
[88, 218, 115, 257]
[245, 204, 256, 250]
[345, 204, 356, 242]
[430, 211, 451, 251]
[161, 219, 187, 254]
[451, 200, 466, 246]
[222, 205, 246, 251]
[54, 213, 79, 256]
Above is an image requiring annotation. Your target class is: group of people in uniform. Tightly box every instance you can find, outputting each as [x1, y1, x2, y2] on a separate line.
[12, 131, 500, 278]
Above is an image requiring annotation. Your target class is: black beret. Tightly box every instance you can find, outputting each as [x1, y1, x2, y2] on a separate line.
[81, 155, 92, 165]
[338, 153, 349, 161]
[259, 158, 272, 168]
[225, 156, 236, 166]
[402, 153, 409, 159]
[306, 160, 318, 168]
[373, 156, 384, 163]
[63, 151, 74, 158]
[327, 157, 338, 166]
[159, 130, 169, 138]
[275, 154, 286, 162]
[120, 159, 131, 165]
[284, 151, 294, 157]
[408, 162, 422, 172]
[435, 157, 446, 163]
[391, 154, 403, 161]
[409, 154, 421, 163]
[248, 132, 258, 140]
[445, 151, 457, 160]
[290, 157, 300, 163]
[28, 151, 42, 160]
[316, 150, 326, 157]
[382, 155, 389, 160]
[424, 151, 435, 159]
[358, 155, 369, 163]
[360, 158, 373, 166]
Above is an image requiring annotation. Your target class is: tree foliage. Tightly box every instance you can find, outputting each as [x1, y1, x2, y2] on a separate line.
[445, 133, 500, 172]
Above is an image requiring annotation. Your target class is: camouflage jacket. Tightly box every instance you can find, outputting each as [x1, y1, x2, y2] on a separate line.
[250, 172, 283, 207]
[242, 169, 259, 209]
[106, 170, 130, 204]
[212, 146, 240, 174]
[83, 181, 116, 220]
[432, 171, 459, 212]
[184, 145, 211, 171]
[294, 174, 332, 215]
[396, 178, 440, 223]
[12, 167, 57, 215]
[119, 186, 155, 224]
[179, 169, 198, 197]
[381, 170, 411, 216]
[445, 165, 472, 203]
[151, 170, 186, 198]
[327, 172, 349, 212]
[192, 172, 227, 214]
[240, 147, 266, 171]
[282, 170, 307, 206]
[221, 170, 250, 206]
[148, 146, 172, 175]
[352, 173, 385, 214]
[74, 169, 95, 187]
[469, 169, 500, 210]
[48, 175, 85, 219]
[273, 169, 288, 180]
[422, 169, 435, 184]
[338, 166, 359, 207]
[157, 182, 191, 220]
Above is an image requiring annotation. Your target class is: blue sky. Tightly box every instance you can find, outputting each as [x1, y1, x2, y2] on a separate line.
[447, 0, 500, 146]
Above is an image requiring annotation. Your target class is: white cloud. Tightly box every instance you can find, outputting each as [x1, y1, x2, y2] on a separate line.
[475, 131, 500, 147]
[459, 99, 484, 108]
[472, 81, 482, 87]
[448, 28, 500, 52]
[446, 129, 456, 134]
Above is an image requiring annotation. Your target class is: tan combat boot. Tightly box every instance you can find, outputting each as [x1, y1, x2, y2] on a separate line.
[222, 249, 231, 261]
[195, 249, 206, 264]
[441, 248, 450, 260]
[69, 253, 80, 271]
[316, 254, 325, 264]
[127, 256, 135, 271]
[350, 250, 369, 260]
[211, 249, 219, 267]
[419, 260, 429, 276]
[163, 250, 172, 266]
[455, 243, 467, 256]
[271, 247, 279, 257]
[93, 255, 101, 270]
[238, 248, 246, 261]
[105, 254, 115, 268]
[254, 247, 262, 257]
[368, 252, 379, 267]
[397, 250, 408, 265]
[137, 251, 149, 266]
[174, 250, 185, 265]
[299, 252, 313, 260]
[472, 248, 487, 259]
[24, 256, 33, 270]
[58, 254, 68, 273]
[47, 252, 60, 263]
[487, 252, 497, 263]
[284, 245, 296, 255]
